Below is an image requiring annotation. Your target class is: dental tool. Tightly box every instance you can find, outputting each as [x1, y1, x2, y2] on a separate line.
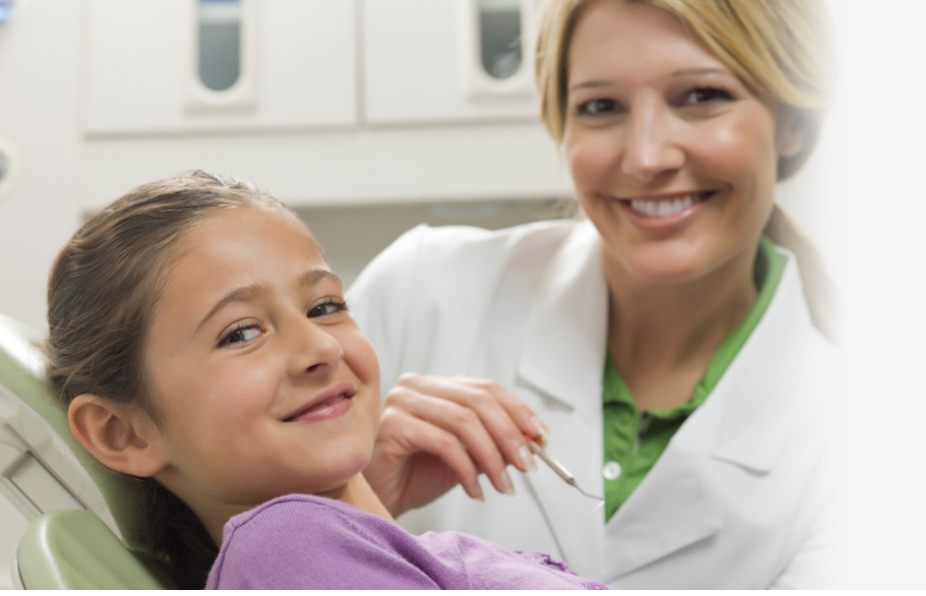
[526, 438, 604, 502]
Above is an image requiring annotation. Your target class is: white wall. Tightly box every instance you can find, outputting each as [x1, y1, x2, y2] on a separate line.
[0, 0, 840, 333]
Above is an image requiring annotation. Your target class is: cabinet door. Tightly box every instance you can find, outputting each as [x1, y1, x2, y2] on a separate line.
[84, 0, 357, 136]
[363, 0, 543, 125]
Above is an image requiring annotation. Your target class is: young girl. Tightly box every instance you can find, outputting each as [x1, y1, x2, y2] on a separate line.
[44, 171, 607, 590]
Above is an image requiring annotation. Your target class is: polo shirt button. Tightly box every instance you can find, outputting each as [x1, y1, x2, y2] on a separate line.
[602, 461, 622, 481]
[584, 581, 609, 590]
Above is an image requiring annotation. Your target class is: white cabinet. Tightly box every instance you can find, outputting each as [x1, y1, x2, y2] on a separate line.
[84, 0, 357, 135]
[362, 0, 543, 125]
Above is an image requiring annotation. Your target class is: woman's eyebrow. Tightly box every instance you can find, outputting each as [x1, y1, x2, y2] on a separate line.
[568, 79, 611, 93]
[568, 68, 731, 92]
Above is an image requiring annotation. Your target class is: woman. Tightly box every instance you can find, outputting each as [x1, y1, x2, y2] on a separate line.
[350, 0, 841, 589]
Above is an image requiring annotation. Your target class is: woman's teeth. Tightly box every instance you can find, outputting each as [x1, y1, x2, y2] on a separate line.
[629, 193, 702, 218]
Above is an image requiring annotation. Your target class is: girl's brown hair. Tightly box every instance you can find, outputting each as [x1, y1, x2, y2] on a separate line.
[45, 171, 294, 588]
[534, 0, 840, 341]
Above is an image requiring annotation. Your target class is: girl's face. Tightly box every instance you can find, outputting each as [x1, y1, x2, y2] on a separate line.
[563, 0, 802, 285]
[140, 203, 381, 520]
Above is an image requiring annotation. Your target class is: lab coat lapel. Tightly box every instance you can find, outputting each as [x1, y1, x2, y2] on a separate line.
[709, 250, 811, 472]
[517, 221, 608, 410]
[515, 221, 610, 578]
[602, 250, 810, 580]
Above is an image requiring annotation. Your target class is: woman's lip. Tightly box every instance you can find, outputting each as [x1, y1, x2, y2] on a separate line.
[284, 382, 356, 422]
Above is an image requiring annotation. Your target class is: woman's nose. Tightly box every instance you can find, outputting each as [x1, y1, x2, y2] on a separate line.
[620, 105, 685, 181]
[286, 316, 344, 379]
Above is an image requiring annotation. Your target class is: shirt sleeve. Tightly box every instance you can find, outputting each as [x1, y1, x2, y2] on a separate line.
[207, 498, 441, 590]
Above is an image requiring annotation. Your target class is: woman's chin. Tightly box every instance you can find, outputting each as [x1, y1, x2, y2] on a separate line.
[615, 249, 711, 286]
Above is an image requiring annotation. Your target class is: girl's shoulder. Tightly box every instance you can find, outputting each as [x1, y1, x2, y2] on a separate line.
[207, 494, 606, 590]
[207, 494, 439, 589]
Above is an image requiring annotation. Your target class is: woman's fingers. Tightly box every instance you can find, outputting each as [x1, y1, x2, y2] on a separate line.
[392, 373, 550, 483]
[369, 405, 484, 515]
[386, 384, 515, 497]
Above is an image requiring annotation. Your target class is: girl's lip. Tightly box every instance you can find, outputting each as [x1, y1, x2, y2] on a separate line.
[284, 382, 357, 422]
[616, 190, 716, 229]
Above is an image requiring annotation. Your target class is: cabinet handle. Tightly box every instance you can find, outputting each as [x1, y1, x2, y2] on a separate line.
[186, 0, 258, 111]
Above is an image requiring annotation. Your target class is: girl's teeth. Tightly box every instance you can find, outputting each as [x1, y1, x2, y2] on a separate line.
[629, 194, 700, 218]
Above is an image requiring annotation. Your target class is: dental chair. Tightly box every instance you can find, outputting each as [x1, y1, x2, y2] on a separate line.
[0, 312, 172, 588]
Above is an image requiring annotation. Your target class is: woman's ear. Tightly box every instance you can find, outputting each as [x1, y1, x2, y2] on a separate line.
[776, 108, 807, 159]
[68, 394, 169, 478]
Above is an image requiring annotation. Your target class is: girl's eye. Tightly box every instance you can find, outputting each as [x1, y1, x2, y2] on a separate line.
[681, 87, 732, 106]
[576, 98, 618, 116]
[220, 323, 262, 346]
[308, 298, 347, 319]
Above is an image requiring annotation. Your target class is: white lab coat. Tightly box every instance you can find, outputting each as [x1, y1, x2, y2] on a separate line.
[349, 219, 843, 589]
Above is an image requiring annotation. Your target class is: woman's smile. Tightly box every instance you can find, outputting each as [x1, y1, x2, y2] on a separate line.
[614, 190, 718, 231]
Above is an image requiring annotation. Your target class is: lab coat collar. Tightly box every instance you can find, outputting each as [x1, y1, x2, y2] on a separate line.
[516, 220, 609, 413]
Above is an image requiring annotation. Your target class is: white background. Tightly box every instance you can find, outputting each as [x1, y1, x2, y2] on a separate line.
[836, 0, 926, 587]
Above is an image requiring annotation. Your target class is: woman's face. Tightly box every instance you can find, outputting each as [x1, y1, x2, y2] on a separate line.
[140, 203, 381, 518]
[563, 0, 802, 284]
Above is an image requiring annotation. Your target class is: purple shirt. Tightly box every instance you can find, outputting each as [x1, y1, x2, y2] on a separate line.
[206, 494, 609, 590]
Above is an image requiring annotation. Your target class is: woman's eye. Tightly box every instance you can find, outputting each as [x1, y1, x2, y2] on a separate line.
[681, 87, 732, 106]
[576, 98, 618, 116]
[308, 298, 347, 319]
[220, 323, 262, 346]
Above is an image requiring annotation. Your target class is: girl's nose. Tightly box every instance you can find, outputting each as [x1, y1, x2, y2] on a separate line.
[620, 105, 685, 181]
[287, 316, 344, 380]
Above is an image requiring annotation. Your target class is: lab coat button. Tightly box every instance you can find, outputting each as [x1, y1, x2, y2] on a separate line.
[583, 582, 609, 590]
[602, 461, 622, 480]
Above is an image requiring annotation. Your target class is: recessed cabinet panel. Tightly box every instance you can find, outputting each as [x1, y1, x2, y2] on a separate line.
[84, 0, 357, 136]
[363, 0, 542, 125]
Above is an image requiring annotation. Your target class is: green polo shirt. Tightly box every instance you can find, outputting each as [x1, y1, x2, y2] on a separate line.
[602, 236, 784, 521]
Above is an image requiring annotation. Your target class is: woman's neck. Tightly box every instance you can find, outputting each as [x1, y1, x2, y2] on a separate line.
[604, 242, 759, 409]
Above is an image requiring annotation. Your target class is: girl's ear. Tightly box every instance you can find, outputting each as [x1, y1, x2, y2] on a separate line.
[68, 394, 169, 478]
[776, 108, 807, 159]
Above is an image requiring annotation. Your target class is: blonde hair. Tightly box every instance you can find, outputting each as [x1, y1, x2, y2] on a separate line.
[534, 0, 839, 341]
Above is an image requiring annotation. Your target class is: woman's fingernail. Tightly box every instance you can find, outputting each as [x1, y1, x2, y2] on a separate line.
[531, 416, 551, 440]
[500, 470, 516, 496]
[473, 483, 485, 502]
[518, 445, 537, 472]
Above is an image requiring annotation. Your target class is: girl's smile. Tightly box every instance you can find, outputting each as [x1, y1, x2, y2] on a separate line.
[283, 382, 357, 423]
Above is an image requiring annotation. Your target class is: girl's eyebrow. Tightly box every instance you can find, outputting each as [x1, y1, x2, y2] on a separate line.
[300, 269, 343, 290]
[195, 269, 343, 333]
[196, 284, 261, 333]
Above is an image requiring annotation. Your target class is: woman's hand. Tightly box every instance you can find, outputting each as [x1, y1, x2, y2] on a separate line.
[364, 373, 549, 518]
